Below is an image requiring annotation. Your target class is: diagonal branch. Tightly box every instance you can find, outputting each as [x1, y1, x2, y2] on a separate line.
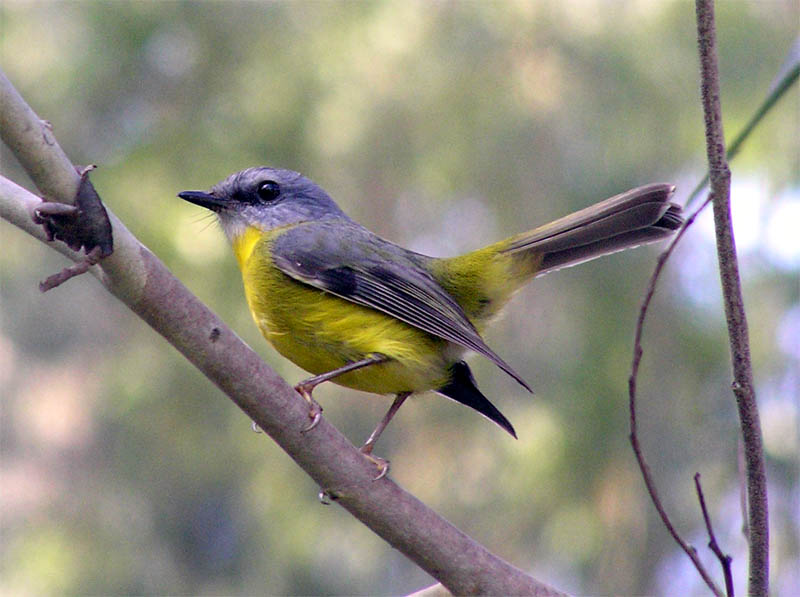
[685, 38, 799, 207]
[694, 1, 769, 594]
[0, 70, 562, 596]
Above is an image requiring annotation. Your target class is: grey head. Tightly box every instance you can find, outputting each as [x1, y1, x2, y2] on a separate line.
[178, 167, 350, 242]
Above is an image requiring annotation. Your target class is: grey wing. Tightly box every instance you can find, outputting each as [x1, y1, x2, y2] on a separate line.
[271, 220, 531, 391]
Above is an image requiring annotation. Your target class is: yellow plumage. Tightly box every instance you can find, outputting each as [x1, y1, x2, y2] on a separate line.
[235, 225, 453, 394]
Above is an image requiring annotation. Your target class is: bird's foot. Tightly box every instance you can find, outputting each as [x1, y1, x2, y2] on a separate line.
[360, 444, 390, 480]
[295, 382, 323, 432]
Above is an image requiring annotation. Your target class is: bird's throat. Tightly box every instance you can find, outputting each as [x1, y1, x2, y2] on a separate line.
[231, 226, 265, 270]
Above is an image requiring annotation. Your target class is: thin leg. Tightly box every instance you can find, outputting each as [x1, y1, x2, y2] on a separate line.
[361, 392, 411, 455]
[360, 392, 411, 480]
[295, 353, 388, 432]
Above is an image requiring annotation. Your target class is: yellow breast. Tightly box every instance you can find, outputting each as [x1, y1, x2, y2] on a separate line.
[232, 226, 454, 395]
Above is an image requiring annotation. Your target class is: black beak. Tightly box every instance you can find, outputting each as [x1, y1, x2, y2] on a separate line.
[178, 190, 226, 212]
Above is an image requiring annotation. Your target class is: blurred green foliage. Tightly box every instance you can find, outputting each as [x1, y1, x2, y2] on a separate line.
[1, 2, 798, 595]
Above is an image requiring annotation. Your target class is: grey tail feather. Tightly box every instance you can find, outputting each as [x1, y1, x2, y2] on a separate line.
[503, 183, 683, 276]
[538, 201, 682, 275]
[437, 361, 517, 438]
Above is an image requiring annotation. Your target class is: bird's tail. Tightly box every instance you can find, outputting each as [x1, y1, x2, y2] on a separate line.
[432, 183, 682, 326]
[501, 182, 682, 278]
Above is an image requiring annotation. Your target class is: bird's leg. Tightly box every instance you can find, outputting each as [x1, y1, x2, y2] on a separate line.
[360, 391, 411, 480]
[295, 353, 388, 432]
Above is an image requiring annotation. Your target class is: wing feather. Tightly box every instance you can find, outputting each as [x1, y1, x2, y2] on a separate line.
[271, 221, 531, 391]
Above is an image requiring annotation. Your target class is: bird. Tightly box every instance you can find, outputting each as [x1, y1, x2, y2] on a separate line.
[179, 167, 681, 473]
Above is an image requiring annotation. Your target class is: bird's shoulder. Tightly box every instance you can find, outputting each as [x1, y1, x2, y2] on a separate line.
[271, 217, 430, 272]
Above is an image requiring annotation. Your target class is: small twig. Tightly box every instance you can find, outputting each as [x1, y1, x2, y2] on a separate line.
[695, 473, 735, 597]
[685, 39, 799, 207]
[629, 196, 723, 597]
[38, 244, 103, 291]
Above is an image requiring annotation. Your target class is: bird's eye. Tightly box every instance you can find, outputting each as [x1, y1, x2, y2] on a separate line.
[256, 180, 281, 202]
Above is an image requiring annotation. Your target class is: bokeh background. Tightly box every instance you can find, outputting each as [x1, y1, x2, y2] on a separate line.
[2, 2, 798, 595]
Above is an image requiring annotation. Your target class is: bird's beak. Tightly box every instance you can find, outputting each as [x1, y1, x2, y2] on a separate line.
[178, 190, 227, 212]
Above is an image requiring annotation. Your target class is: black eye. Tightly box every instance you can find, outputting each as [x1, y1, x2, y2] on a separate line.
[256, 180, 280, 202]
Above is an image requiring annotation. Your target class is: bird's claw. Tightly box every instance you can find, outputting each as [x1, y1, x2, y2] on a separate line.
[360, 449, 390, 480]
[302, 403, 323, 433]
[295, 383, 323, 433]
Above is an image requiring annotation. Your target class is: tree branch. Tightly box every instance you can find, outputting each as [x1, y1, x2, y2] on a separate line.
[695, 473, 734, 597]
[0, 70, 562, 596]
[694, 2, 769, 594]
[628, 196, 725, 597]
[685, 39, 799, 207]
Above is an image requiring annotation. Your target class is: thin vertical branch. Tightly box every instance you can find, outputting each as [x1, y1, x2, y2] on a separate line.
[738, 439, 749, 541]
[694, 1, 769, 595]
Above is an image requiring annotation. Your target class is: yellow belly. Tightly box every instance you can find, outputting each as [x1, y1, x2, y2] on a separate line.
[237, 230, 455, 394]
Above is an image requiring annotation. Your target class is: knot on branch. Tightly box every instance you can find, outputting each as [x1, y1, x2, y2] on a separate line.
[32, 165, 114, 291]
